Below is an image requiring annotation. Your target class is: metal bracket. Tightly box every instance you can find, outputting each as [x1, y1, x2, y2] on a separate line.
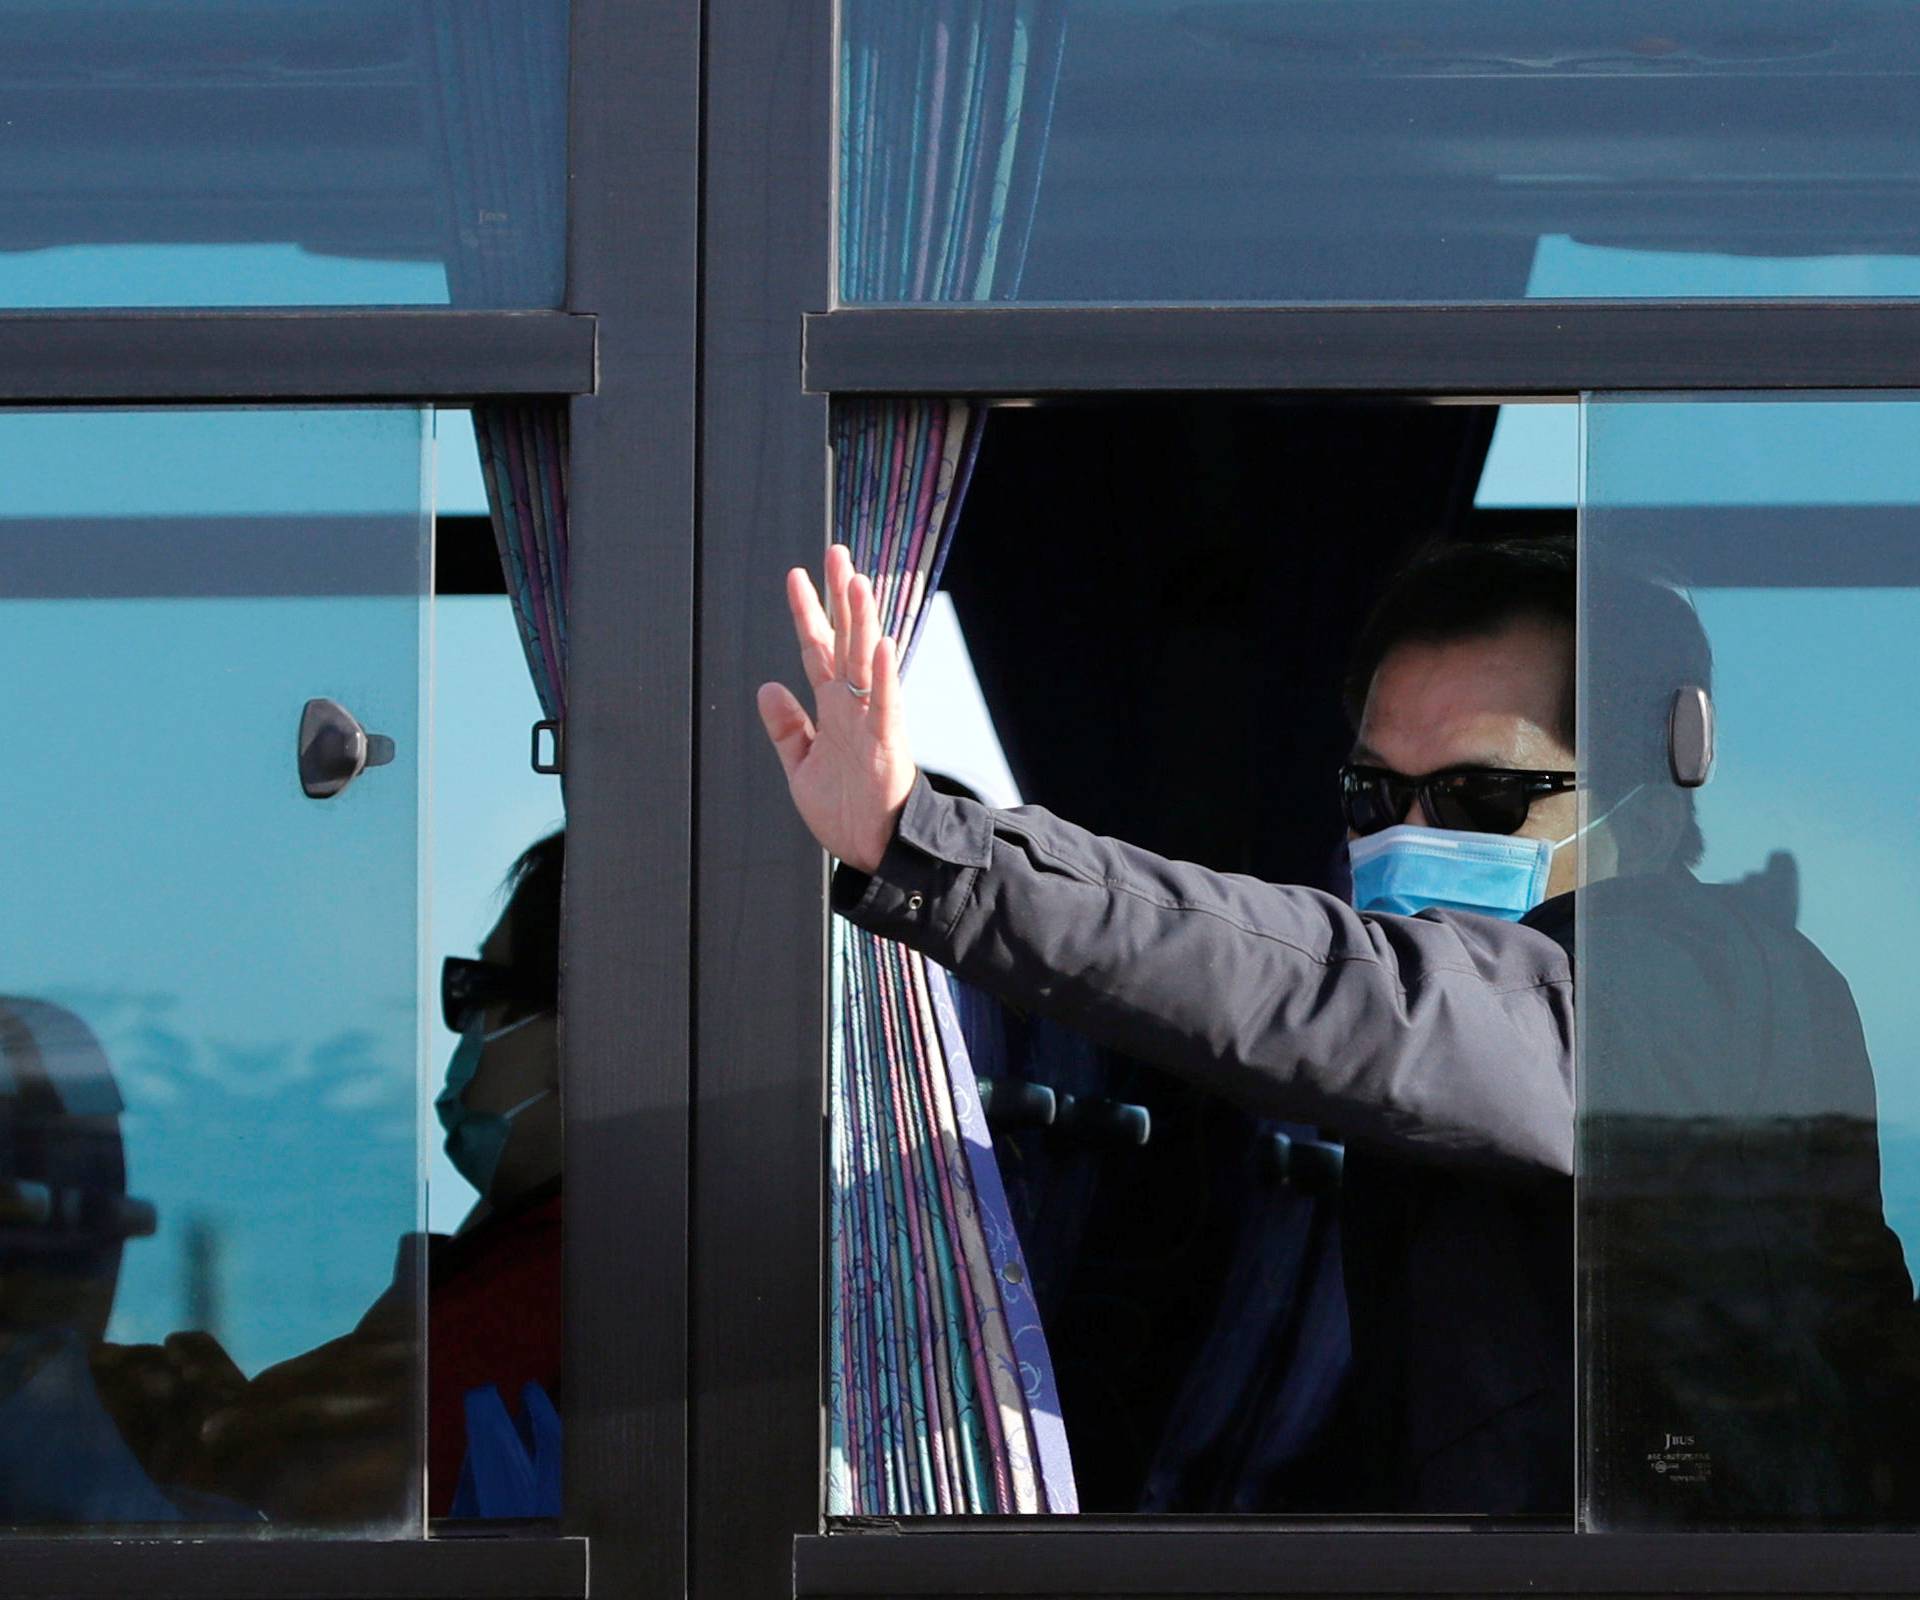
[532, 719, 565, 776]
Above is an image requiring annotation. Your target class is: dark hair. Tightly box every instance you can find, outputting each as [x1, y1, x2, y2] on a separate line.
[502, 829, 564, 1013]
[1343, 535, 1577, 742]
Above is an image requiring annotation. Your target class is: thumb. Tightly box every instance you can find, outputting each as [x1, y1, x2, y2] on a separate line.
[757, 681, 815, 780]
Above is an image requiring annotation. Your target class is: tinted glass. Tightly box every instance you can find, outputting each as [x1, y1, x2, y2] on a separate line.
[1580, 395, 1920, 1528]
[838, 1, 1920, 303]
[0, 409, 427, 1531]
[0, 2, 567, 308]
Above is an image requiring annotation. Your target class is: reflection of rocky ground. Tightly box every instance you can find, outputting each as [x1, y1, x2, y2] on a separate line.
[1583, 1114, 1920, 1527]
[38, 986, 412, 1134]
[25, 987, 417, 1375]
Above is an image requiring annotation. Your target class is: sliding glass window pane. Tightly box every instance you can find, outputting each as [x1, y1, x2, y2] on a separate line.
[0, 2, 567, 308]
[1580, 395, 1920, 1529]
[838, 1, 1920, 304]
[0, 409, 427, 1532]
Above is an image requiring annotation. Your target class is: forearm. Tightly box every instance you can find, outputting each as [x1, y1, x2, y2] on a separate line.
[834, 775, 1576, 1174]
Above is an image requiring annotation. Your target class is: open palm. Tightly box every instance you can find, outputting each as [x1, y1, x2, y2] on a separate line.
[757, 544, 917, 874]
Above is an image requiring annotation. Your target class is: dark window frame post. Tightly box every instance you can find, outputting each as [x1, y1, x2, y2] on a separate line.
[559, 0, 701, 1597]
[692, 2, 835, 1598]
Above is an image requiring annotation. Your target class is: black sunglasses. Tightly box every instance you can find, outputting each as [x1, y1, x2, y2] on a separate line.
[1339, 763, 1577, 838]
[442, 956, 537, 1033]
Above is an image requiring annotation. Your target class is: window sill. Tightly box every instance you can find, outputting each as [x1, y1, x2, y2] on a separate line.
[797, 1525, 1920, 1597]
[0, 1533, 585, 1599]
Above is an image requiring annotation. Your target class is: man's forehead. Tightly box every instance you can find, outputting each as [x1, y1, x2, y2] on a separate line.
[1350, 738, 1515, 772]
[1356, 623, 1573, 771]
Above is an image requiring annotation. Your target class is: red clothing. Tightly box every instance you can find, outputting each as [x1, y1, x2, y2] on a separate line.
[427, 1186, 562, 1516]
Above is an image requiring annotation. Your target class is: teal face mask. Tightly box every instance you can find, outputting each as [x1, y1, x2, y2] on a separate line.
[436, 1012, 553, 1199]
[1346, 786, 1641, 921]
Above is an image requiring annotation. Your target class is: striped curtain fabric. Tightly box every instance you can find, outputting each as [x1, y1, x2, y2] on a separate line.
[472, 403, 570, 727]
[839, 0, 1068, 302]
[834, 0, 1073, 1517]
[828, 400, 1077, 1515]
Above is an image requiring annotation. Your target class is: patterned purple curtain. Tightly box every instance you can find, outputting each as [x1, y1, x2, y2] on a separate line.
[830, 402, 1075, 1515]
[839, 0, 1067, 303]
[422, 1, 570, 743]
[830, 0, 1071, 1519]
[472, 404, 569, 732]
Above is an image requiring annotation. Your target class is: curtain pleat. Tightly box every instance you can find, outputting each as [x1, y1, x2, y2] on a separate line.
[472, 403, 570, 728]
[839, 0, 1068, 303]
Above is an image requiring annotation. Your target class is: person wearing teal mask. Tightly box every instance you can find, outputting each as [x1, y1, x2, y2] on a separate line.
[435, 838, 564, 1226]
[84, 832, 569, 1527]
[436, 1010, 555, 1203]
[428, 832, 566, 1518]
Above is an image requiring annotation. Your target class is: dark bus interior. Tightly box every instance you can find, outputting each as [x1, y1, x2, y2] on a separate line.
[942, 399, 1570, 1511]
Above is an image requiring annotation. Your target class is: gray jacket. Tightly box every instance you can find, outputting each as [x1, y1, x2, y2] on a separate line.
[837, 775, 1920, 1520]
[834, 773, 1578, 1512]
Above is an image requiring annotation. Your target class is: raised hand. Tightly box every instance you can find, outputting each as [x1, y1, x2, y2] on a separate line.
[756, 543, 917, 874]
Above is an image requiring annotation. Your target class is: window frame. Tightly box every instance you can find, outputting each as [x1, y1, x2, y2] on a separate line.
[0, 0, 697, 1596]
[696, 2, 1920, 1597]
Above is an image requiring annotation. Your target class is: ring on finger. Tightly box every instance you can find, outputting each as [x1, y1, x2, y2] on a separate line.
[845, 680, 873, 702]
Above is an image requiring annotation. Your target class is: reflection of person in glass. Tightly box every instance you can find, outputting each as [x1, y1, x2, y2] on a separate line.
[1582, 572, 1919, 1525]
[425, 830, 563, 1517]
[0, 997, 196, 1521]
[88, 835, 564, 1524]
[760, 538, 1917, 1521]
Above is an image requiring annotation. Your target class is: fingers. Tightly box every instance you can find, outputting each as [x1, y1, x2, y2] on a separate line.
[786, 566, 836, 689]
[757, 682, 816, 779]
[827, 544, 853, 684]
[869, 633, 902, 735]
[844, 569, 879, 695]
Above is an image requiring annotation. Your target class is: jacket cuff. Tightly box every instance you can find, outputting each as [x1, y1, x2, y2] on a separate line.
[830, 771, 991, 935]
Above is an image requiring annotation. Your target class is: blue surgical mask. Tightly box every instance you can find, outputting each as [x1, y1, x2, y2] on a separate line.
[436, 1012, 553, 1199]
[1347, 785, 1641, 921]
[1348, 825, 1553, 920]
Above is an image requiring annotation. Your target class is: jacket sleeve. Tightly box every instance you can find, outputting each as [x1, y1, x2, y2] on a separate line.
[833, 773, 1576, 1176]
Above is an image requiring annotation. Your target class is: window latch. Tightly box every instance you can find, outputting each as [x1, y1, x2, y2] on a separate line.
[298, 698, 395, 800]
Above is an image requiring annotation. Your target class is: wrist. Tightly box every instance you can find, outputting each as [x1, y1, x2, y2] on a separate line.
[849, 769, 915, 875]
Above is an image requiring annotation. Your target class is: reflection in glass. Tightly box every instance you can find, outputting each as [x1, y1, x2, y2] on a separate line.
[839, 1, 1920, 304]
[428, 832, 564, 1520]
[0, 409, 427, 1531]
[0, 2, 567, 308]
[1580, 395, 1920, 1528]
